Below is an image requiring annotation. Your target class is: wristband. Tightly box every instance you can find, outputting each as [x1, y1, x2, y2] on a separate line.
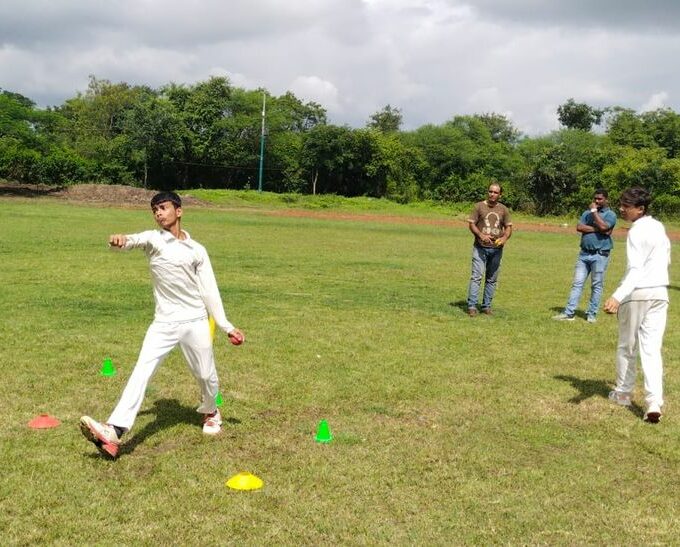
[590, 208, 597, 213]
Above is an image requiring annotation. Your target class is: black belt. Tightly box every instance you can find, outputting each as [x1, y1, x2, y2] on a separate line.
[582, 249, 610, 256]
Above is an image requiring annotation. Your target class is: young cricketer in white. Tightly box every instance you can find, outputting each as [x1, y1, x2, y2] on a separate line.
[604, 187, 670, 423]
[80, 191, 244, 458]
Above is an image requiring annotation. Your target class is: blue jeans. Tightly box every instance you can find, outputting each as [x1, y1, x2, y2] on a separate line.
[564, 251, 610, 317]
[467, 244, 503, 310]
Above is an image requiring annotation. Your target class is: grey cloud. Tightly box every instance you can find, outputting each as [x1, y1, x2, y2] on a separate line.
[0, 0, 352, 49]
[463, 0, 680, 31]
[2, 0, 680, 135]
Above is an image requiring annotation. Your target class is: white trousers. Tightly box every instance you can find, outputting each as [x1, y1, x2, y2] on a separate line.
[615, 300, 668, 407]
[108, 318, 219, 430]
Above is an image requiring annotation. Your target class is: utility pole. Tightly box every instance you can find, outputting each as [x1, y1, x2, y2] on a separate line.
[258, 93, 266, 192]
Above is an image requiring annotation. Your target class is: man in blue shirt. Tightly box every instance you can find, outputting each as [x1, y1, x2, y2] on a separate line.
[553, 189, 617, 323]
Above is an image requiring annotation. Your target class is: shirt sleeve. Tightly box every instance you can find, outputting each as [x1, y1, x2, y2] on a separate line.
[195, 247, 235, 334]
[121, 231, 155, 251]
[503, 206, 512, 226]
[467, 203, 480, 224]
[602, 210, 616, 230]
[612, 229, 646, 302]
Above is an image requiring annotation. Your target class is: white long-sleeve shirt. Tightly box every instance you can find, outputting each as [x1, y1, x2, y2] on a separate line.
[612, 215, 670, 303]
[120, 229, 235, 333]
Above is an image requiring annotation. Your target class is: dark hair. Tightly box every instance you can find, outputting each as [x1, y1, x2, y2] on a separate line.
[150, 191, 182, 209]
[594, 188, 608, 198]
[619, 187, 651, 214]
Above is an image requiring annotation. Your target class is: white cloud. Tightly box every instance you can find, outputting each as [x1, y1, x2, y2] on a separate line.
[640, 92, 670, 112]
[290, 76, 341, 112]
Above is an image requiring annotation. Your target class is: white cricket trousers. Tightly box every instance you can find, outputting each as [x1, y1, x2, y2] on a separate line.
[615, 300, 668, 407]
[108, 318, 218, 430]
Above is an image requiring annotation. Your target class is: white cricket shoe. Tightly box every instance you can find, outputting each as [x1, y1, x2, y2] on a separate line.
[608, 390, 632, 407]
[202, 409, 222, 435]
[80, 416, 121, 458]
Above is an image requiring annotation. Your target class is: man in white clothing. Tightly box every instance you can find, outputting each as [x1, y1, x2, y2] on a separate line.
[80, 191, 244, 458]
[604, 187, 670, 423]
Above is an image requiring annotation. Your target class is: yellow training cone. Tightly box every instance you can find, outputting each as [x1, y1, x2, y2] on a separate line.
[226, 472, 264, 491]
[208, 316, 216, 342]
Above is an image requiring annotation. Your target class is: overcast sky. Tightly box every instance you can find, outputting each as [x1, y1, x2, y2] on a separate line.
[1, 0, 679, 135]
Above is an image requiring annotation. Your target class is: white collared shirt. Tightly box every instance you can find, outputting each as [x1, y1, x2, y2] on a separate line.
[121, 229, 235, 332]
[612, 215, 670, 303]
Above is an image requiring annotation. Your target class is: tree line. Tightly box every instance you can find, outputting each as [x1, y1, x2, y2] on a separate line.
[2, 77, 680, 216]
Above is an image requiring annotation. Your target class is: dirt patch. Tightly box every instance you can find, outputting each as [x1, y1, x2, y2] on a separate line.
[258, 205, 642, 240]
[0, 182, 204, 208]
[2, 181, 678, 240]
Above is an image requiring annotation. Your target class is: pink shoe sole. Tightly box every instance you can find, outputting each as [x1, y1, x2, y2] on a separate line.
[79, 421, 120, 459]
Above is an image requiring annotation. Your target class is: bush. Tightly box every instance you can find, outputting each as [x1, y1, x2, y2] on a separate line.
[0, 139, 41, 182]
[650, 194, 680, 219]
[35, 148, 95, 185]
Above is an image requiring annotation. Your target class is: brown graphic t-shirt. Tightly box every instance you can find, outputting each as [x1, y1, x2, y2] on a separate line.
[468, 201, 512, 248]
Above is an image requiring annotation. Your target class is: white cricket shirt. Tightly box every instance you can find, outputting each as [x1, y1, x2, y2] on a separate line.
[121, 229, 235, 332]
[612, 215, 671, 303]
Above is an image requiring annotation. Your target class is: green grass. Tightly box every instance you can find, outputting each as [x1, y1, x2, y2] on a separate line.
[188, 188, 474, 217]
[184, 188, 680, 231]
[1, 198, 680, 544]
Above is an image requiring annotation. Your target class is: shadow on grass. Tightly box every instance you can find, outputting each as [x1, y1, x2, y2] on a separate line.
[0, 183, 64, 197]
[554, 375, 644, 418]
[549, 306, 589, 320]
[449, 300, 498, 314]
[449, 300, 469, 313]
[554, 375, 610, 404]
[119, 398, 241, 456]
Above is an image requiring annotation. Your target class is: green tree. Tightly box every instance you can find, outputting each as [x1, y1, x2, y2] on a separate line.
[367, 105, 403, 133]
[263, 91, 327, 192]
[601, 146, 680, 197]
[640, 108, 680, 158]
[366, 131, 426, 203]
[165, 77, 256, 188]
[0, 90, 53, 147]
[605, 107, 655, 149]
[122, 93, 185, 188]
[518, 129, 614, 214]
[526, 142, 578, 214]
[401, 123, 475, 198]
[300, 125, 383, 196]
[0, 89, 93, 184]
[557, 98, 604, 131]
[474, 113, 521, 143]
[56, 76, 151, 183]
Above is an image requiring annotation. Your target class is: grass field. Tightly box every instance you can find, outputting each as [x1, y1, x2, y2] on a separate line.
[1, 196, 679, 545]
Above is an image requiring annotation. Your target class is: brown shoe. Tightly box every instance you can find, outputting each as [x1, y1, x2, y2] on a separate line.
[467, 308, 478, 317]
[482, 308, 493, 315]
[644, 403, 662, 424]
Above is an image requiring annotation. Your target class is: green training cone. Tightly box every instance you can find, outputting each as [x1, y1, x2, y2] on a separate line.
[315, 419, 333, 443]
[215, 391, 224, 407]
[100, 357, 116, 377]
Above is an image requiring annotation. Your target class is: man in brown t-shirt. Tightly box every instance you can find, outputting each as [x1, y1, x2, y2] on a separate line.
[465, 183, 513, 316]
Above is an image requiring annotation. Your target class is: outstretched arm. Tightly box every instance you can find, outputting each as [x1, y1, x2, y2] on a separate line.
[108, 231, 153, 250]
[109, 234, 127, 248]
